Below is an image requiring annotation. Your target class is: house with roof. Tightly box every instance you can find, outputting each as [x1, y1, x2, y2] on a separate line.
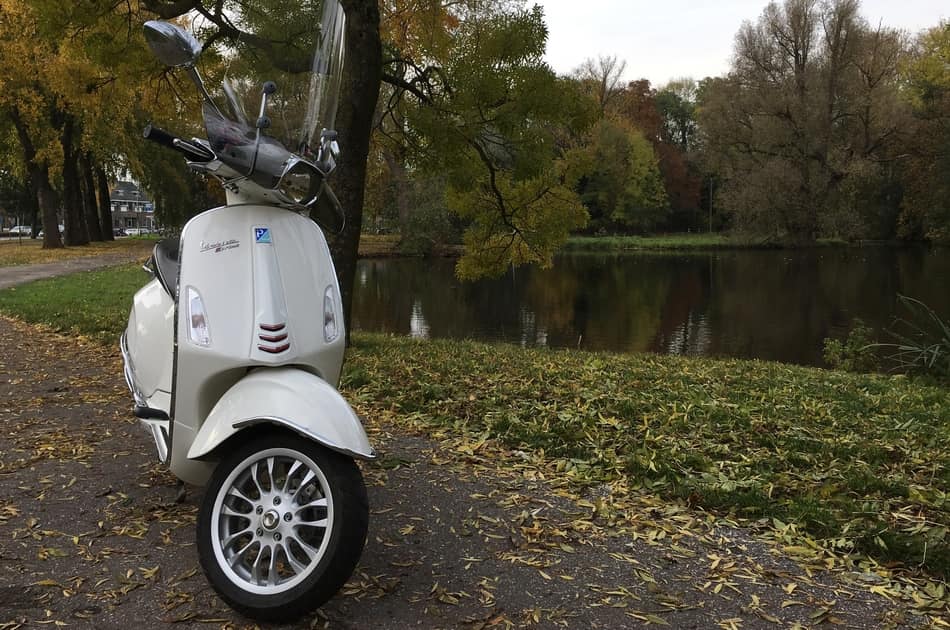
[111, 181, 156, 231]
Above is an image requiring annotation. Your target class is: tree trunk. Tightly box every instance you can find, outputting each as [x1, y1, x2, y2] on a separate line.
[81, 153, 104, 241]
[27, 163, 64, 250]
[61, 118, 90, 246]
[10, 107, 63, 249]
[332, 0, 383, 344]
[96, 166, 115, 241]
[383, 146, 411, 231]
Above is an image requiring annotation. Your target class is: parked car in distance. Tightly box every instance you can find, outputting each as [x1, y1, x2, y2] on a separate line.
[8, 225, 32, 236]
[114, 228, 128, 237]
[37, 224, 65, 238]
[125, 228, 142, 236]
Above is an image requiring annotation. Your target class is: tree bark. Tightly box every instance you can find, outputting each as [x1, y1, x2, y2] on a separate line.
[61, 118, 90, 246]
[80, 153, 104, 241]
[95, 166, 115, 240]
[34, 167, 63, 249]
[10, 107, 63, 249]
[332, 0, 383, 344]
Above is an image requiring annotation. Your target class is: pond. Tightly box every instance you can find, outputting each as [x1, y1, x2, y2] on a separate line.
[351, 246, 950, 367]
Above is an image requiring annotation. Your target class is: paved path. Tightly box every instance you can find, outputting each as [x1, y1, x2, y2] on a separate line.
[0, 252, 147, 290]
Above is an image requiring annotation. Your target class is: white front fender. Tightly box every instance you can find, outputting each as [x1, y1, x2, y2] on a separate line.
[187, 368, 374, 461]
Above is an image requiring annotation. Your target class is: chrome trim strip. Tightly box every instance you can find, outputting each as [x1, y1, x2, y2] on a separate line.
[119, 332, 147, 407]
[232, 416, 375, 460]
[138, 418, 169, 462]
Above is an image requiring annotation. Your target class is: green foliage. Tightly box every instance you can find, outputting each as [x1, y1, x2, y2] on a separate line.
[823, 319, 880, 373]
[573, 119, 668, 233]
[897, 23, 950, 243]
[389, 4, 594, 278]
[451, 164, 587, 279]
[397, 176, 461, 256]
[655, 81, 698, 150]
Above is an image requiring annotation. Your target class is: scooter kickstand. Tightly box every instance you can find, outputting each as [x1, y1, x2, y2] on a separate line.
[175, 480, 187, 504]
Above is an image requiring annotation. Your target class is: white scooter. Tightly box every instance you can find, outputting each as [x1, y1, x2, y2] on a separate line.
[120, 2, 373, 621]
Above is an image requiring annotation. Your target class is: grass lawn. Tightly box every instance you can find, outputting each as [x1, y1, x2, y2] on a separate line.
[0, 263, 146, 342]
[2, 264, 948, 580]
[0, 238, 155, 267]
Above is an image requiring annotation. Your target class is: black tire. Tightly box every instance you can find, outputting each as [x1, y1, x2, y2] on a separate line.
[196, 430, 368, 622]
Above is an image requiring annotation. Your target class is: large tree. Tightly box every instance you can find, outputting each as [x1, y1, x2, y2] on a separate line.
[700, 0, 910, 242]
[142, 0, 589, 327]
[0, 0, 161, 247]
[898, 22, 950, 242]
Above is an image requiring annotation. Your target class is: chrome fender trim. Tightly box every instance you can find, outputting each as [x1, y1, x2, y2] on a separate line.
[186, 367, 374, 461]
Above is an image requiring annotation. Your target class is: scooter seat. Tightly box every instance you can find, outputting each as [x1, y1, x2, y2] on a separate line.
[153, 237, 180, 297]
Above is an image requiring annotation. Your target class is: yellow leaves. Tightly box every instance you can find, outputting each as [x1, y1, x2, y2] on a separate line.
[139, 565, 160, 580]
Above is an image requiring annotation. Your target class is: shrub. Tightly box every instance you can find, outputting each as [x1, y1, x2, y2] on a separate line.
[823, 319, 880, 373]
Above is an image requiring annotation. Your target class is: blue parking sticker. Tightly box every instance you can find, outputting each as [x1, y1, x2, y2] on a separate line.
[254, 227, 271, 244]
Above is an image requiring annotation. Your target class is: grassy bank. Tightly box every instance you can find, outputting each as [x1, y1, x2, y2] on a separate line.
[345, 337, 949, 578]
[560, 234, 887, 252]
[565, 234, 735, 251]
[2, 264, 948, 579]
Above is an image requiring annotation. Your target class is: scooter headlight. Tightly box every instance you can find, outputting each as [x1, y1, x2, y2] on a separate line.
[277, 160, 321, 206]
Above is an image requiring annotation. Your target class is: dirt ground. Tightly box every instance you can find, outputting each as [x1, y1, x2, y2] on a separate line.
[0, 316, 942, 629]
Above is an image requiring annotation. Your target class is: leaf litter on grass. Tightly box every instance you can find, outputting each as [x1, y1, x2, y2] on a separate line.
[343, 334, 950, 623]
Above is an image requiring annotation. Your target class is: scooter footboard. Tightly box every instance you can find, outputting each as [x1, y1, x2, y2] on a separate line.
[185, 368, 375, 464]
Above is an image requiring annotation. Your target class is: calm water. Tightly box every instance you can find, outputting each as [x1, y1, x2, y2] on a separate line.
[351, 247, 950, 366]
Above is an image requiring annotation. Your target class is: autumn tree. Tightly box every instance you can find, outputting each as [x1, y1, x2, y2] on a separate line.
[387, 3, 591, 278]
[0, 0, 64, 248]
[573, 55, 627, 115]
[897, 22, 950, 242]
[0, 0, 164, 247]
[573, 118, 668, 232]
[699, 0, 911, 242]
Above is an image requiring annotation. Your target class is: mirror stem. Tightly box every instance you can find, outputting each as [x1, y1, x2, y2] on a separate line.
[187, 67, 225, 119]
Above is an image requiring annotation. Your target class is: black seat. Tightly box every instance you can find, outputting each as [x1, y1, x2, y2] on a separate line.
[153, 237, 180, 297]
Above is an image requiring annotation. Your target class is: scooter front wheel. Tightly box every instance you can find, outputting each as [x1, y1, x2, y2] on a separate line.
[196, 431, 368, 621]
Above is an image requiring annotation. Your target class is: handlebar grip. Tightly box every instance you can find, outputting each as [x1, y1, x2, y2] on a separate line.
[143, 123, 214, 162]
[142, 123, 178, 150]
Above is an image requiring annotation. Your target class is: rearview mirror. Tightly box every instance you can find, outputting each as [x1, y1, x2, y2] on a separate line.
[309, 182, 346, 235]
[144, 21, 202, 68]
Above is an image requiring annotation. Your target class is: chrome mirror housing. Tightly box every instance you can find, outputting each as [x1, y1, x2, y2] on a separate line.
[144, 21, 202, 68]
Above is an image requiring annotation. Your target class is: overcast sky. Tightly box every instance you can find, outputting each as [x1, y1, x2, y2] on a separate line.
[531, 0, 948, 87]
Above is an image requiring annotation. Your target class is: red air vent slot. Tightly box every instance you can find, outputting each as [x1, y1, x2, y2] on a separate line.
[258, 343, 291, 354]
[259, 332, 288, 342]
[257, 323, 289, 354]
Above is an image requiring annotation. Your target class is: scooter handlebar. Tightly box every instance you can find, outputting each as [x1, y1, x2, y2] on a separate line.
[143, 123, 215, 162]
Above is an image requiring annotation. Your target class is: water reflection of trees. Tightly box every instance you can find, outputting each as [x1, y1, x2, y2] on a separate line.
[351, 247, 949, 366]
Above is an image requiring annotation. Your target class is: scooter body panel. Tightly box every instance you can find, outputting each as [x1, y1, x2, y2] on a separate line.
[187, 367, 373, 463]
[166, 204, 347, 485]
[125, 277, 175, 410]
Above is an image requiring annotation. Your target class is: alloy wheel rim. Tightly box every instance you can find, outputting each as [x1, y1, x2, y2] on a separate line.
[210, 447, 334, 595]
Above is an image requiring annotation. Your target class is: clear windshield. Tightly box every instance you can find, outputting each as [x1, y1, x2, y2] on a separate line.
[202, 0, 345, 163]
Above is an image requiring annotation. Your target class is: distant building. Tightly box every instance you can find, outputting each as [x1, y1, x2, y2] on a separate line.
[111, 181, 156, 231]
